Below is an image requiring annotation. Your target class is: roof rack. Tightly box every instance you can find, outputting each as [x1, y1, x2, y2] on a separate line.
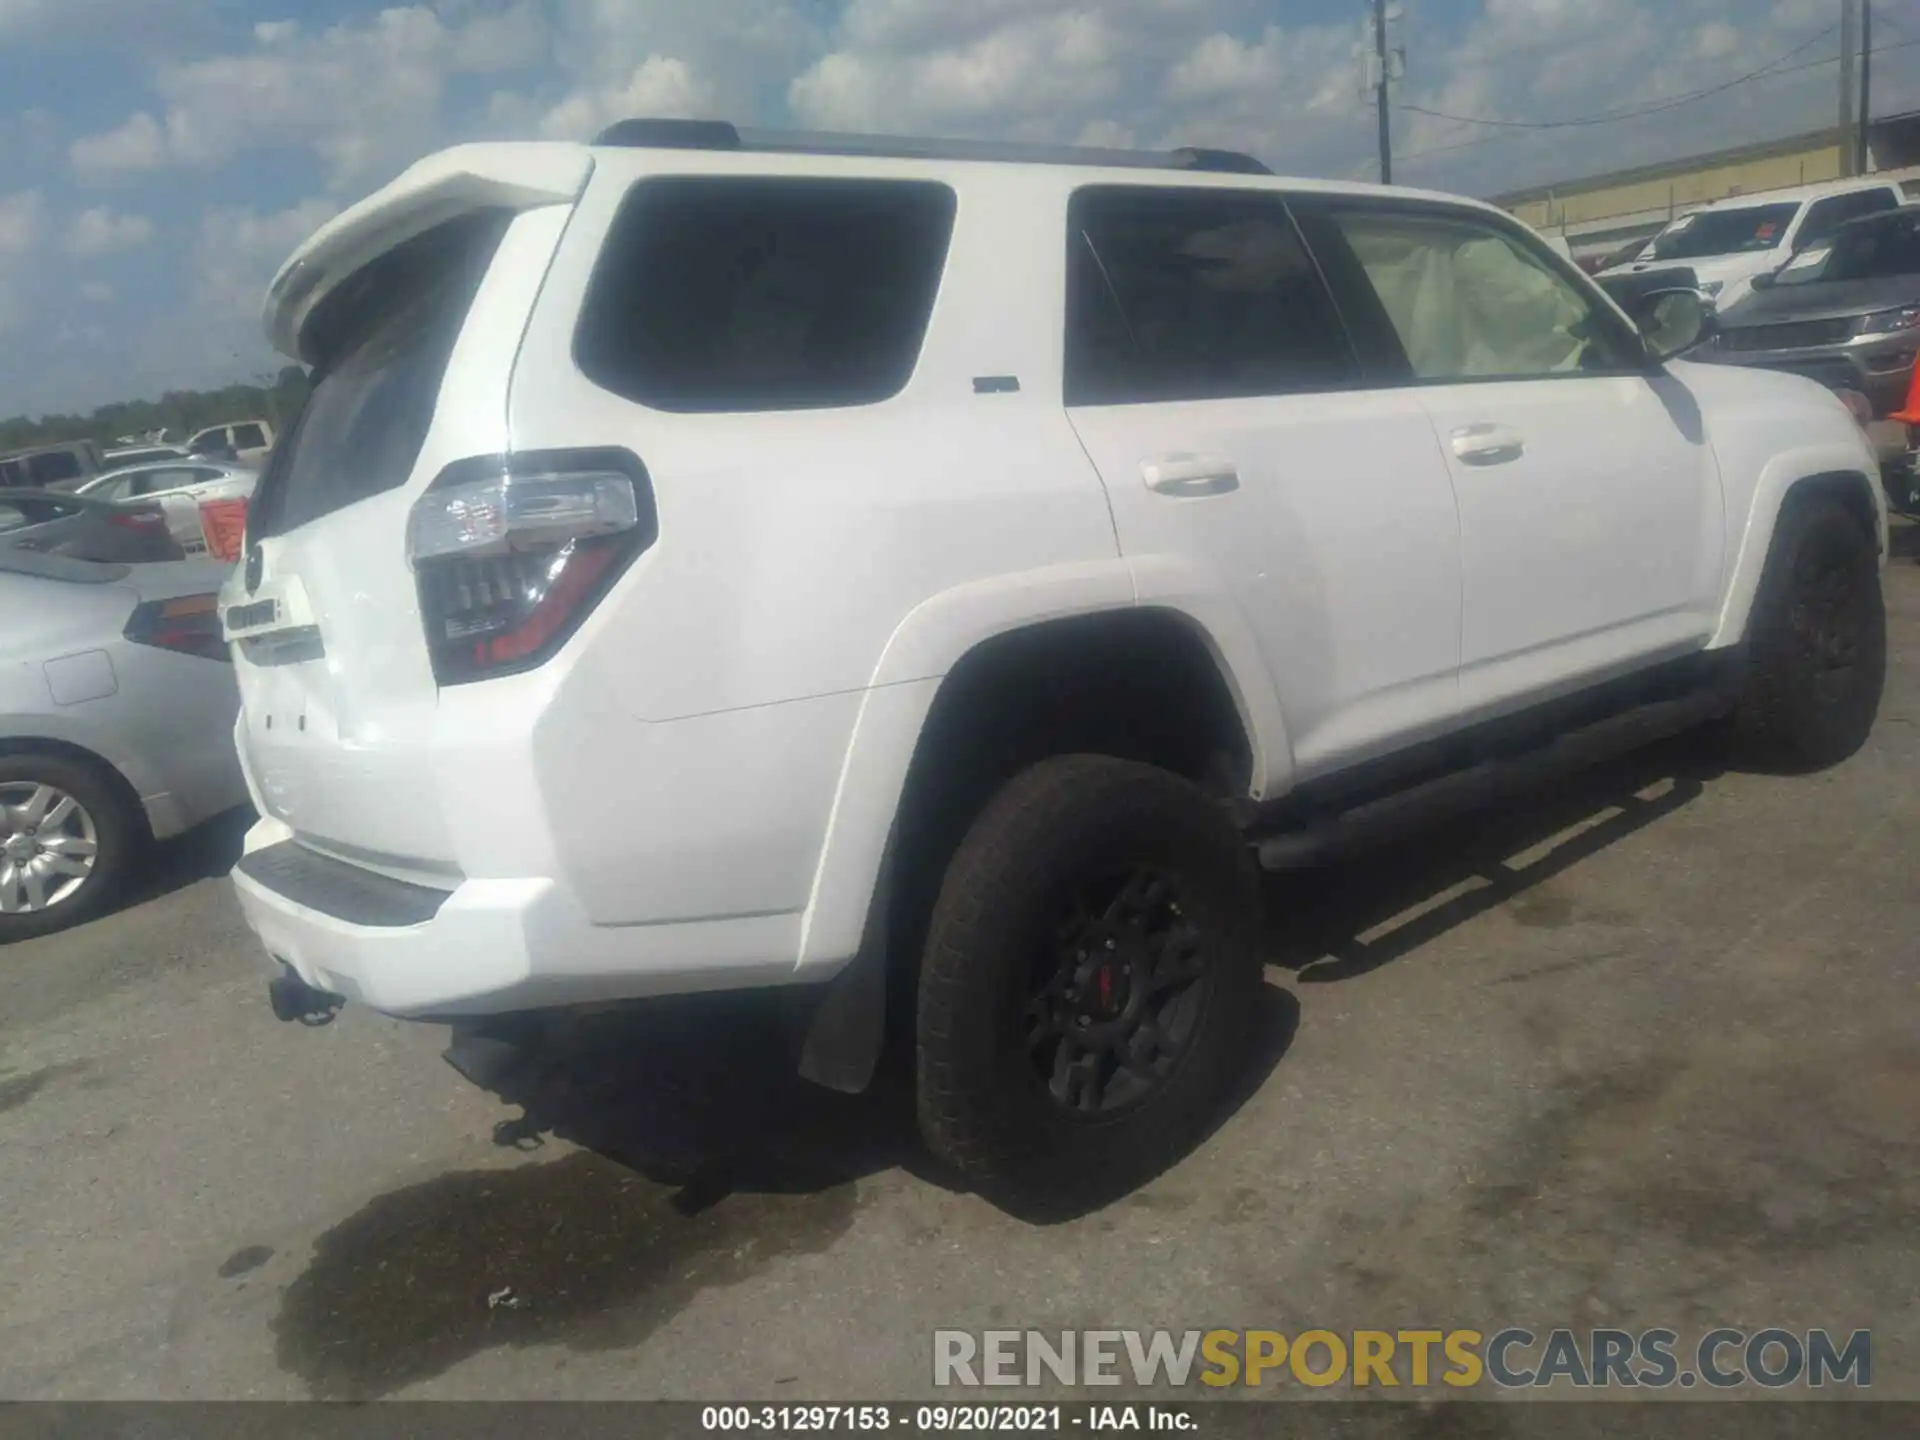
[590, 118, 1272, 177]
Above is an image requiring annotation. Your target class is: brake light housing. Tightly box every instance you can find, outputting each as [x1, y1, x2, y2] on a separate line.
[125, 593, 230, 662]
[407, 448, 657, 684]
[107, 507, 167, 530]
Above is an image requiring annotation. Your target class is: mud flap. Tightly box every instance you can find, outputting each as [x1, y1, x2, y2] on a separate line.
[795, 847, 893, 1095]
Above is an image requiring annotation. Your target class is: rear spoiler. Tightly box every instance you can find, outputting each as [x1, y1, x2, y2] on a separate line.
[262, 142, 595, 364]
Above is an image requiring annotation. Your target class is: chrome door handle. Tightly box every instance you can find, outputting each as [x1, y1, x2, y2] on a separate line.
[1141, 455, 1241, 497]
[1450, 424, 1526, 466]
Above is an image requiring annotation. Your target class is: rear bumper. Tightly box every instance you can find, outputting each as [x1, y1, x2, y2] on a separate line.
[230, 815, 804, 1018]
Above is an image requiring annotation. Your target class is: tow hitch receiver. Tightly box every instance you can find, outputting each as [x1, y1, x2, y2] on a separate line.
[268, 966, 344, 1026]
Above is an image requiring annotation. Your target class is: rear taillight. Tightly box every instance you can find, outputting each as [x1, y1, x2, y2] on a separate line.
[108, 508, 166, 530]
[407, 449, 656, 684]
[125, 593, 230, 662]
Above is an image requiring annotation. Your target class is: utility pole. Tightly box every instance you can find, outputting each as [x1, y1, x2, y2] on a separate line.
[1859, 0, 1874, 172]
[1358, 1, 1403, 184]
[1374, 0, 1392, 184]
[1839, 0, 1859, 177]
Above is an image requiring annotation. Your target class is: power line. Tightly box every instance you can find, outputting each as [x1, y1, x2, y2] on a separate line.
[1377, 33, 1920, 174]
[1400, 23, 1838, 131]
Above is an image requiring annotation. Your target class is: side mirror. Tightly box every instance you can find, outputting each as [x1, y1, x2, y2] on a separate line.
[1635, 287, 1716, 361]
[1751, 271, 1777, 291]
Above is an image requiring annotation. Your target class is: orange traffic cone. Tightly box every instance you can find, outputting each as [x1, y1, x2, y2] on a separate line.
[1892, 356, 1920, 425]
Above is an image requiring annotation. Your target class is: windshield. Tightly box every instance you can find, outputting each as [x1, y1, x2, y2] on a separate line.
[1785, 213, 1920, 285]
[1649, 203, 1799, 260]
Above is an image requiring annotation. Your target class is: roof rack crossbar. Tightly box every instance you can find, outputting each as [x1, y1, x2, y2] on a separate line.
[589, 119, 1271, 176]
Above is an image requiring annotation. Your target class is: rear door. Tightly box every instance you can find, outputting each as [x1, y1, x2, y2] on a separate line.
[1063, 184, 1464, 776]
[230, 208, 552, 871]
[1296, 198, 1725, 715]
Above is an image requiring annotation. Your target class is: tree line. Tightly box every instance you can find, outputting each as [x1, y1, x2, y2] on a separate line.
[0, 366, 311, 454]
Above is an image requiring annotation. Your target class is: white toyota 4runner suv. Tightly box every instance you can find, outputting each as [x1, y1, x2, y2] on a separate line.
[225, 120, 1888, 1216]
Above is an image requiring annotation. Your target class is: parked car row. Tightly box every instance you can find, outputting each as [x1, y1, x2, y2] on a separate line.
[0, 419, 275, 491]
[1599, 199, 1920, 514]
[1595, 177, 1907, 313]
[0, 489, 185, 563]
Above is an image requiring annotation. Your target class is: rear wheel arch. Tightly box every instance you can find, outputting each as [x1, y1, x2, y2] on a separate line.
[0, 736, 150, 841]
[884, 608, 1259, 985]
[792, 604, 1269, 1092]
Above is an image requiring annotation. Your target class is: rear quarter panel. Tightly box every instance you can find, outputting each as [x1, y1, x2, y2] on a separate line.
[503, 156, 1127, 931]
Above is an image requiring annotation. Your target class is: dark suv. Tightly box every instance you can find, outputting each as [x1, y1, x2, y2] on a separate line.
[1704, 205, 1920, 508]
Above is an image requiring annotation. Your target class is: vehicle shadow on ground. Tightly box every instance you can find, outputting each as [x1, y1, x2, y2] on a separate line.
[459, 978, 1297, 1213]
[459, 739, 1724, 1219]
[119, 804, 252, 913]
[1261, 730, 1724, 985]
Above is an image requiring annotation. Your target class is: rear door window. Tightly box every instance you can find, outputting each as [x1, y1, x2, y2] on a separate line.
[232, 424, 268, 450]
[248, 209, 511, 538]
[574, 176, 957, 412]
[1065, 186, 1359, 405]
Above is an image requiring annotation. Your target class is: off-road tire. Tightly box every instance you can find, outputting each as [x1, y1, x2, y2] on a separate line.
[0, 751, 141, 942]
[915, 755, 1262, 1218]
[1730, 494, 1886, 772]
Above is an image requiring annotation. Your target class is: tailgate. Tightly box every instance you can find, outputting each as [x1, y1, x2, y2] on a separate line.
[228, 153, 585, 873]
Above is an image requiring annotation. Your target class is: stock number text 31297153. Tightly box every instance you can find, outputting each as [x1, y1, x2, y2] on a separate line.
[700, 1406, 1068, 1431]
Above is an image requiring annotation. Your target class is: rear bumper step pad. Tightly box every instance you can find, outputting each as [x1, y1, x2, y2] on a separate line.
[235, 839, 453, 927]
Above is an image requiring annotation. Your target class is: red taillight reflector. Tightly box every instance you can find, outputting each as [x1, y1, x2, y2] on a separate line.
[124, 592, 230, 662]
[474, 539, 621, 667]
[410, 448, 656, 685]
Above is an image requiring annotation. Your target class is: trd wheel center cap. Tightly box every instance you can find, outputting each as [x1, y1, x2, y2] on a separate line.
[1071, 931, 1142, 1024]
[3, 834, 35, 862]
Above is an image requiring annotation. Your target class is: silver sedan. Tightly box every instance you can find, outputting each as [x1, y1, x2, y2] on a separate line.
[77, 460, 257, 556]
[0, 549, 247, 938]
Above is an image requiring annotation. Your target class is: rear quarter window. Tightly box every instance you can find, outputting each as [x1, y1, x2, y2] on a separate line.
[573, 176, 957, 413]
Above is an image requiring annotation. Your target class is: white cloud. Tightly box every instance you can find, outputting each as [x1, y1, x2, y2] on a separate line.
[191, 196, 340, 324]
[68, 206, 154, 256]
[539, 55, 716, 140]
[69, 2, 549, 190]
[71, 111, 167, 178]
[0, 189, 45, 334]
[0, 190, 41, 256]
[0, 0, 195, 43]
[539, 0, 825, 130]
[789, 3, 1358, 164]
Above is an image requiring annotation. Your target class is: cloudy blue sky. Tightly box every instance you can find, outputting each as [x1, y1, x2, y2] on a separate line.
[3, 0, 1918, 417]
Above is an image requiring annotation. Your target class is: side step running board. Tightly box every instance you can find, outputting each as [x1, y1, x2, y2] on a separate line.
[1254, 684, 1733, 871]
